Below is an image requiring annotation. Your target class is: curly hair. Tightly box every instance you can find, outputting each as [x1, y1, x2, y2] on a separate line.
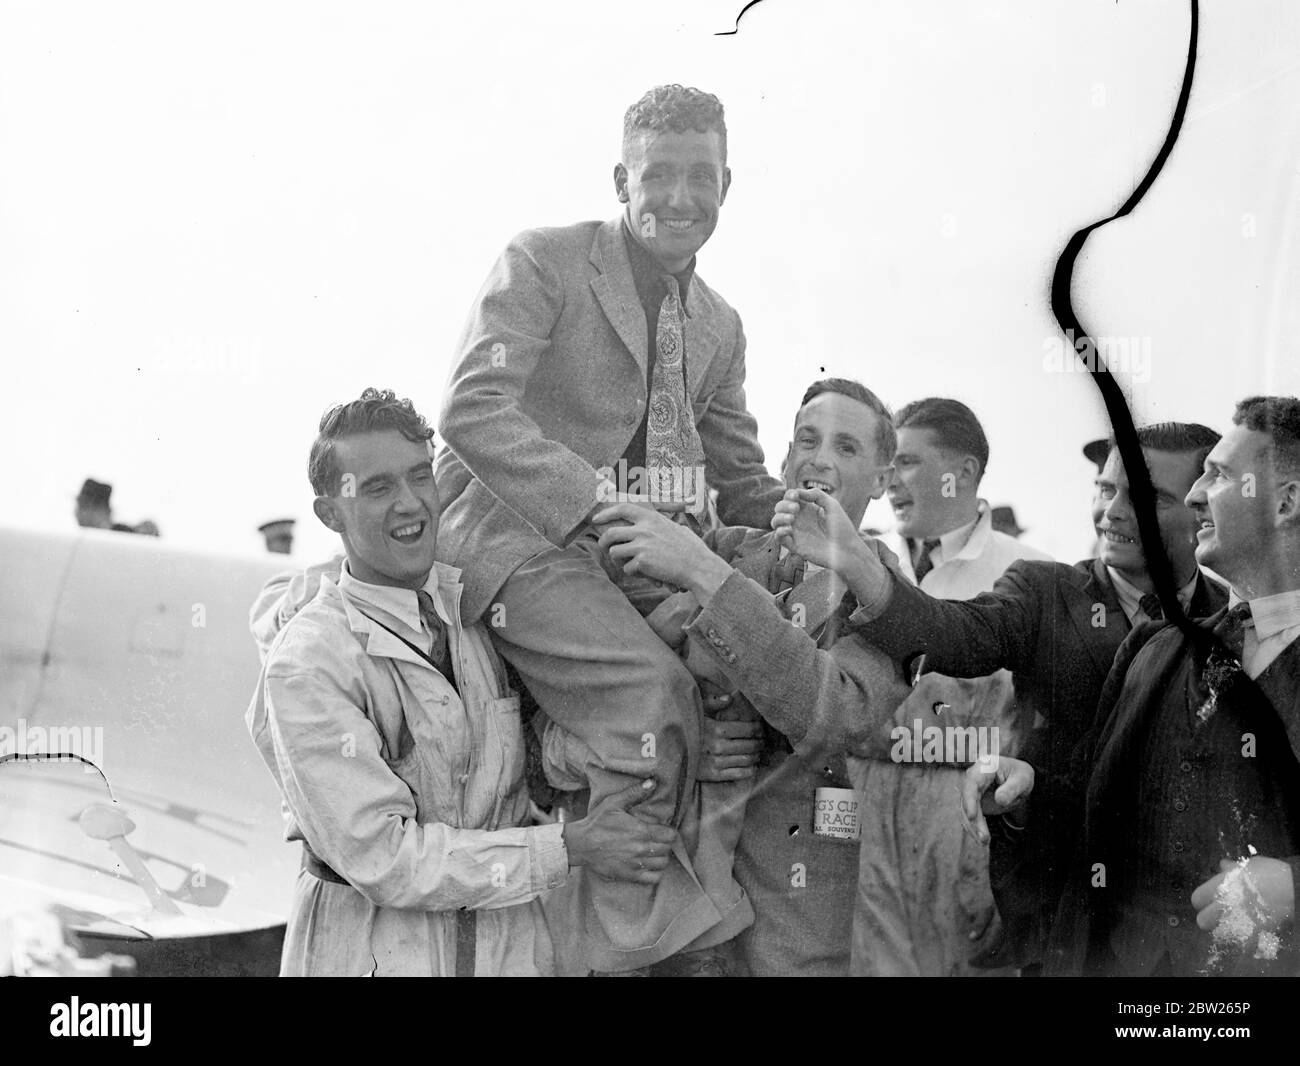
[308, 387, 434, 497]
[623, 84, 727, 162]
[1232, 395, 1300, 478]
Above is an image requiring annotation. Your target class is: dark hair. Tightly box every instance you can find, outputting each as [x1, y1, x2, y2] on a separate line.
[1232, 396, 1300, 477]
[894, 397, 990, 482]
[799, 378, 897, 463]
[308, 388, 434, 497]
[1105, 422, 1221, 470]
[623, 84, 727, 162]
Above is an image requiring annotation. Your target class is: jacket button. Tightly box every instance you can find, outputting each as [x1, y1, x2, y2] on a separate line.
[1167, 915, 1180, 927]
[1179, 760, 1193, 773]
[1174, 799, 1187, 812]
[624, 411, 639, 425]
[724, 653, 737, 664]
[1172, 840, 1185, 853]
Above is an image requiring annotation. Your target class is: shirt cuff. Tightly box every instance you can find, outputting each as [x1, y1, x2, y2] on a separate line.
[848, 581, 894, 627]
[532, 821, 570, 893]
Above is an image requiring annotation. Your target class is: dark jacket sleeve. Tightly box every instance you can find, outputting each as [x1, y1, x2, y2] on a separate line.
[846, 561, 1046, 678]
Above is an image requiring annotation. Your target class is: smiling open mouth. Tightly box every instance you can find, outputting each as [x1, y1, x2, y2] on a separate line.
[662, 219, 696, 231]
[802, 479, 835, 495]
[390, 521, 426, 545]
[1103, 530, 1136, 544]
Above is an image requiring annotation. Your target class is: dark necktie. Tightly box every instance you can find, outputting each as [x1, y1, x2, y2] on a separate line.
[774, 550, 806, 595]
[644, 276, 705, 504]
[1138, 593, 1164, 621]
[1196, 602, 1253, 722]
[1217, 602, 1253, 662]
[416, 590, 455, 687]
[912, 538, 941, 584]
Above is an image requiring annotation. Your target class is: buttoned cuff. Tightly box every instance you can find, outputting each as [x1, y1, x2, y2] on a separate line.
[684, 571, 754, 670]
[532, 821, 569, 893]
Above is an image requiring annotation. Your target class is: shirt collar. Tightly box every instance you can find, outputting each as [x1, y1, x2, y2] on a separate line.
[621, 218, 696, 314]
[1229, 587, 1300, 640]
[914, 501, 987, 568]
[1107, 565, 1198, 622]
[338, 561, 458, 636]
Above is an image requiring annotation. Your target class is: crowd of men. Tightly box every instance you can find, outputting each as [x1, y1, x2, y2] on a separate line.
[245, 84, 1300, 977]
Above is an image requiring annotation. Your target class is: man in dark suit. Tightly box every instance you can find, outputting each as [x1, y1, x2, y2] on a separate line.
[1044, 396, 1300, 976]
[808, 423, 1227, 969]
[434, 85, 784, 974]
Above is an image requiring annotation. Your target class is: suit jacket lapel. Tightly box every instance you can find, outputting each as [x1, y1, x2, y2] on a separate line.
[588, 219, 648, 376]
[1239, 636, 1300, 768]
[1067, 557, 1129, 679]
[682, 278, 720, 400]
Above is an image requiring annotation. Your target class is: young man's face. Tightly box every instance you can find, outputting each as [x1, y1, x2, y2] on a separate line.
[784, 392, 891, 528]
[1096, 446, 1203, 585]
[314, 429, 440, 590]
[888, 427, 972, 540]
[1185, 424, 1287, 587]
[615, 128, 730, 274]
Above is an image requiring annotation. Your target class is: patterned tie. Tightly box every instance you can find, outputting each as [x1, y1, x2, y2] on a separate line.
[644, 275, 706, 507]
[912, 538, 941, 584]
[1138, 593, 1164, 621]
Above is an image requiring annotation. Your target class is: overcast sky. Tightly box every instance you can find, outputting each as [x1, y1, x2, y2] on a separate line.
[3, 0, 1298, 566]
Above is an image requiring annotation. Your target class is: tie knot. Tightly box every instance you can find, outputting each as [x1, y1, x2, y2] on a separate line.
[1215, 602, 1253, 660]
[1138, 593, 1164, 621]
[911, 538, 941, 583]
[416, 589, 439, 627]
[661, 274, 681, 300]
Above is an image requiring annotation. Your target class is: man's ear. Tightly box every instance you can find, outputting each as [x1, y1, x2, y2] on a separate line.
[313, 495, 345, 534]
[871, 464, 894, 500]
[1276, 477, 1300, 526]
[614, 162, 629, 203]
[960, 456, 982, 490]
[719, 166, 732, 206]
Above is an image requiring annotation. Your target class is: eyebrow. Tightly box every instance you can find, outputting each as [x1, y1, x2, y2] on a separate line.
[357, 473, 392, 492]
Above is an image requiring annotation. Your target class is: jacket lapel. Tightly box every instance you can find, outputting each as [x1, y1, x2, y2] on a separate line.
[682, 279, 720, 400]
[1067, 557, 1129, 678]
[1238, 632, 1300, 769]
[589, 219, 648, 376]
